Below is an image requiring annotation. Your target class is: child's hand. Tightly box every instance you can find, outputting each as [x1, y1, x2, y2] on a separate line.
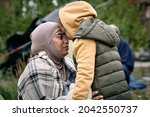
[92, 91, 103, 100]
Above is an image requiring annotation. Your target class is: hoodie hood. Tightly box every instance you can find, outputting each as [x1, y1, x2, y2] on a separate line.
[73, 18, 120, 47]
[59, 1, 97, 39]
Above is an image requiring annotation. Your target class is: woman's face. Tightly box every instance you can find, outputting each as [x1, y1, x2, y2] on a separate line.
[51, 29, 69, 57]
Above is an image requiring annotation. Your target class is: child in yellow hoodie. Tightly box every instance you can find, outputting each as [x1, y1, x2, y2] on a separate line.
[59, 1, 131, 100]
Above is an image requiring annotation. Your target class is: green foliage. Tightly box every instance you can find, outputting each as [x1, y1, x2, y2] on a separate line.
[0, 0, 147, 53]
[0, 0, 59, 55]
[0, 94, 4, 100]
[86, 0, 147, 49]
[0, 77, 18, 100]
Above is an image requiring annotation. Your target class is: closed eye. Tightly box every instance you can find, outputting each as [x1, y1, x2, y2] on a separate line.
[56, 33, 63, 39]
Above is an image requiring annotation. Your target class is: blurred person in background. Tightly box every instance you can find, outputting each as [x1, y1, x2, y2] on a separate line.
[110, 24, 146, 89]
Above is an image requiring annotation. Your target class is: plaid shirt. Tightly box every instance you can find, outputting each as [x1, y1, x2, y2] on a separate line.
[17, 51, 76, 100]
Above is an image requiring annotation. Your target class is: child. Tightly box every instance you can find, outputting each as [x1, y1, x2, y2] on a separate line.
[59, 1, 132, 100]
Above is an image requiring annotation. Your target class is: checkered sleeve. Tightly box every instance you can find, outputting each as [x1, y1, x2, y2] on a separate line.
[18, 56, 63, 100]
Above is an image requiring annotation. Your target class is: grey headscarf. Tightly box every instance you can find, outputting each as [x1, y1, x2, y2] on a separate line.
[30, 22, 67, 80]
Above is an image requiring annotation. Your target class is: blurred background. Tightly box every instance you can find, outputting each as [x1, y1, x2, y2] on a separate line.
[0, 0, 150, 100]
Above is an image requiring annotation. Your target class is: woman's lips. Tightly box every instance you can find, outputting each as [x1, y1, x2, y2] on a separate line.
[63, 45, 69, 50]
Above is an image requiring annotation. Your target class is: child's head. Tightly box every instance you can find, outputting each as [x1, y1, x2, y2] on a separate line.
[59, 1, 97, 39]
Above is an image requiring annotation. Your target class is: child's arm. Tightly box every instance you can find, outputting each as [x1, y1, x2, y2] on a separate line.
[72, 38, 96, 99]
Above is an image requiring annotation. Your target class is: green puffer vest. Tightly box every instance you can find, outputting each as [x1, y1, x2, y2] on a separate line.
[73, 18, 132, 100]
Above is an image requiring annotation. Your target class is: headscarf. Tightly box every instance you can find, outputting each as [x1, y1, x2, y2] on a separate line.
[30, 22, 67, 80]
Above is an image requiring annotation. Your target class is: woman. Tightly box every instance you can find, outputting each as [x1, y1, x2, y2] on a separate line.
[17, 22, 102, 100]
[17, 22, 76, 100]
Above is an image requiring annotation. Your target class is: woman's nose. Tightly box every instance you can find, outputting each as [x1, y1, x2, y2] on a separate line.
[64, 38, 69, 44]
[62, 35, 69, 43]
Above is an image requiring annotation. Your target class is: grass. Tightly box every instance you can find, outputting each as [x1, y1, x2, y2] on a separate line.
[131, 89, 149, 100]
[0, 94, 4, 100]
[130, 65, 150, 100]
[0, 77, 18, 100]
[0, 58, 27, 100]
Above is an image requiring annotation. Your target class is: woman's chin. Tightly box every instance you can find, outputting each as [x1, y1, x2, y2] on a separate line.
[63, 52, 68, 57]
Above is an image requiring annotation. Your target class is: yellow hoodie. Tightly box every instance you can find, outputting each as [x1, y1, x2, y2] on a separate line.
[59, 1, 97, 99]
